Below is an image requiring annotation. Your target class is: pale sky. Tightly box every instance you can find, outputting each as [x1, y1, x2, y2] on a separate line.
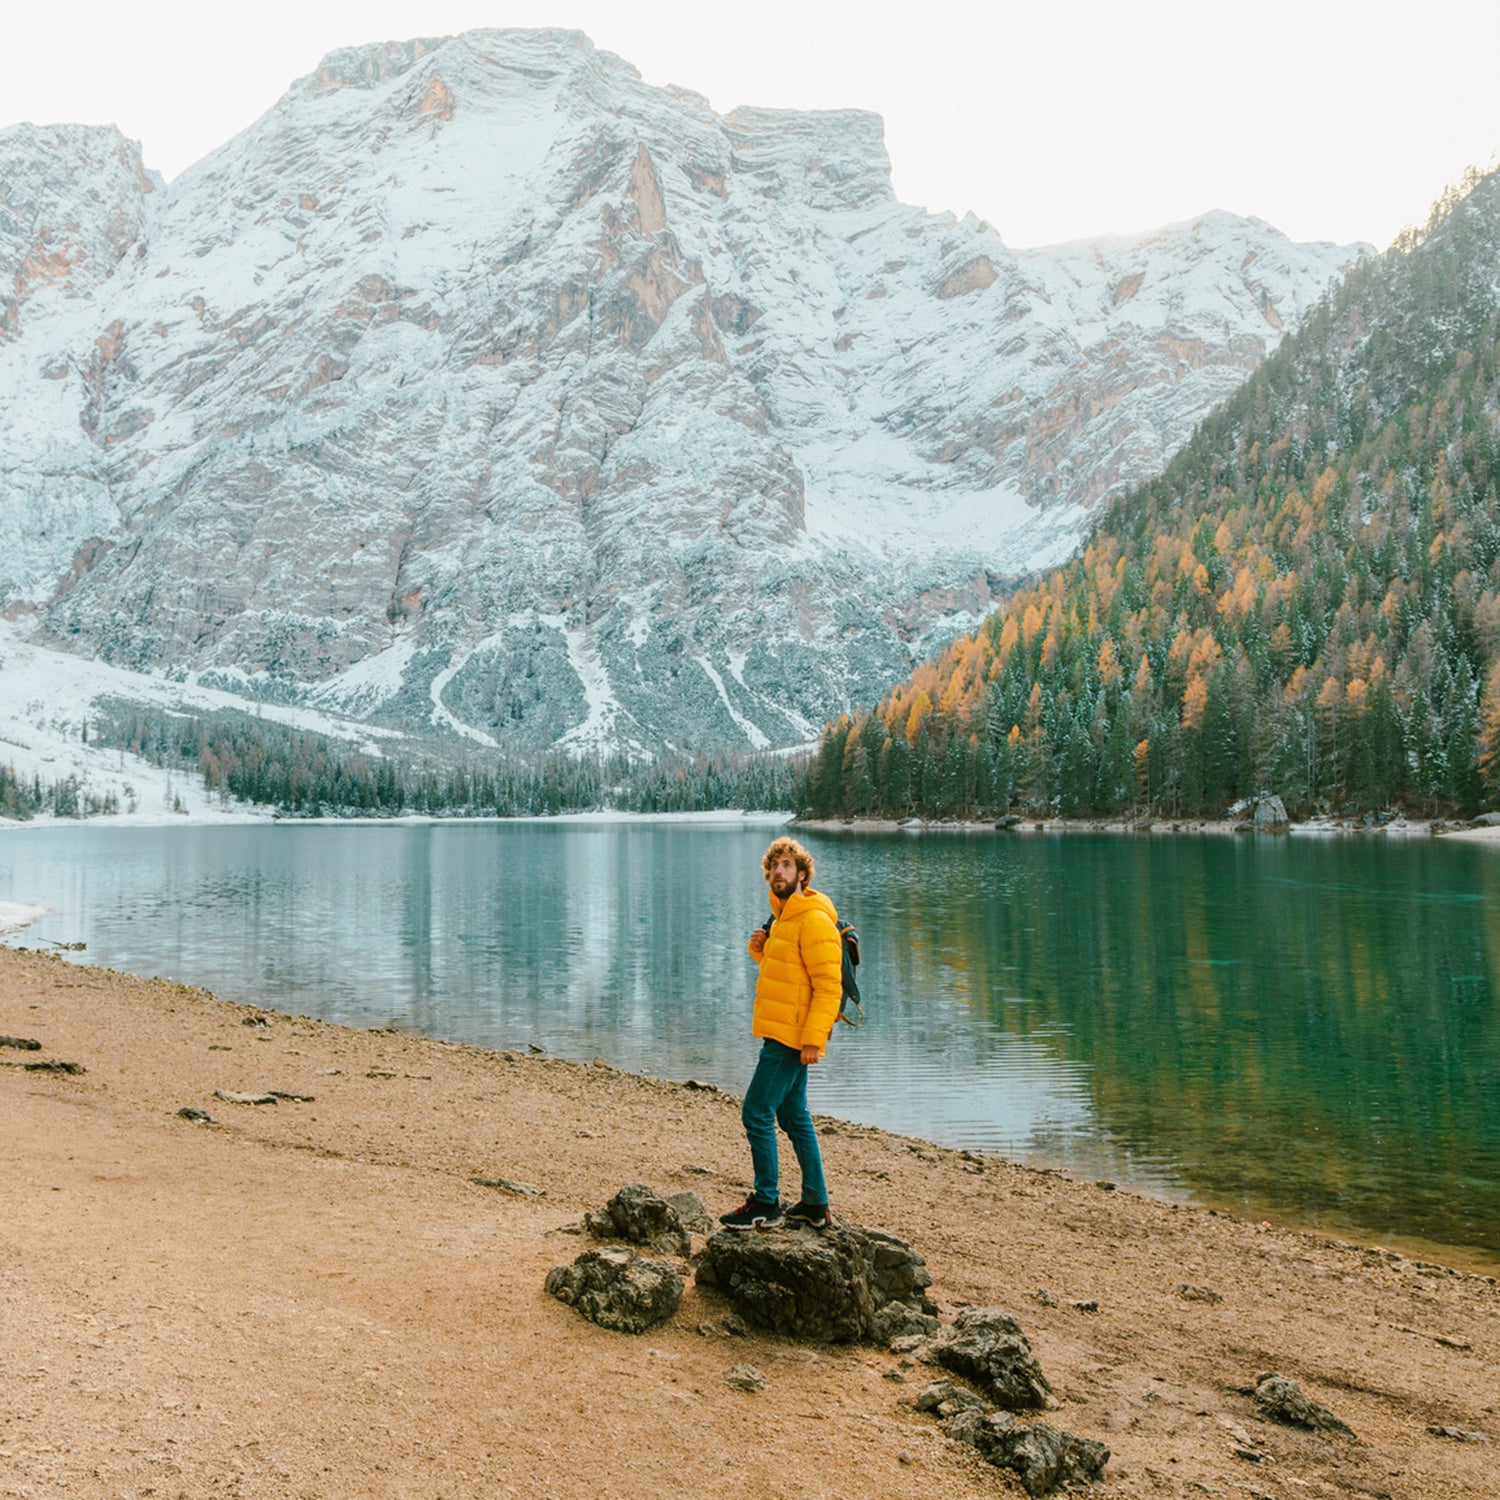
[5, 0, 1499, 251]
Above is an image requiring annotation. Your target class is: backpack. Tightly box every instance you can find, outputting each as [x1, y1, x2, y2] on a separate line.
[759, 914, 863, 1027]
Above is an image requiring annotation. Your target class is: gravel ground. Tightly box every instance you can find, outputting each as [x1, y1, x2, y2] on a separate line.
[2, 945, 1497, 1499]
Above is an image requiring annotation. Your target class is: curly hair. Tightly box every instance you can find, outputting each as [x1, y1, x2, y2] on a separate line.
[761, 836, 815, 888]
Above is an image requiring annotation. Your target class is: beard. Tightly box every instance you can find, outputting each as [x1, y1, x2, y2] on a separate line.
[769, 873, 799, 898]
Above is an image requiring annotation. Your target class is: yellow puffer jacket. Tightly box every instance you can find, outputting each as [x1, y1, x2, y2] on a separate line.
[748, 887, 843, 1056]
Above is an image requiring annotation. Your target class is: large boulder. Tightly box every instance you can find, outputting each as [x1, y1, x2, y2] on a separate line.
[695, 1222, 938, 1344]
[1253, 794, 1290, 830]
[928, 1307, 1053, 1411]
[544, 1246, 684, 1334]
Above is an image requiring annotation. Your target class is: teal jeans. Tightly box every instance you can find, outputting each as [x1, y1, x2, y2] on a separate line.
[742, 1038, 828, 1206]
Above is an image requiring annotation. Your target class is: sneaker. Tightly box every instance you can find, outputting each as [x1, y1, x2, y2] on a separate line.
[718, 1195, 783, 1229]
[784, 1200, 831, 1228]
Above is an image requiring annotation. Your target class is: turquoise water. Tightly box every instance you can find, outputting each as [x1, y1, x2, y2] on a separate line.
[5, 822, 1498, 1263]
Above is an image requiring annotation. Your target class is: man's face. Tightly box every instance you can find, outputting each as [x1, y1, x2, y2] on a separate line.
[768, 854, 802, 898]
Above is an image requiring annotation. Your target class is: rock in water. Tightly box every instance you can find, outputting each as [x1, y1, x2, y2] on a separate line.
[695, 1221, 937, 1343]
[929, 1307, 1054, 1411]
[544, 1247, 684, 1334]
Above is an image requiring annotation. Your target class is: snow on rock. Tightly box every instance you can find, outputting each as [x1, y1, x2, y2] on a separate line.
[0, 29, 1367, 756]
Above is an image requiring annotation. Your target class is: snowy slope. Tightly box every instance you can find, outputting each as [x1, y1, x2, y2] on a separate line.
[0, 29, 1366, 755]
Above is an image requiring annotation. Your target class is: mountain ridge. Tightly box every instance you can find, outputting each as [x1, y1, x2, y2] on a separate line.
[0, 28, 1363, 758]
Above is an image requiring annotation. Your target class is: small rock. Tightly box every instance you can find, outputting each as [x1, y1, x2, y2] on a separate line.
[682, 1163, 712, 1175]
[915, 1380, 990, 1417]
[943, 1407, 1109, 1495]
[177, 1107, 217, 1124]
[1253, 1373, 1353, 1435]
[586, 1184, 692, 1256]
[682, 1078, 718, 1092]
[898, 1449, 914, 1465]
[1033, 1288, 1058, 1307]
[241, 1016, 269, 1028]
[871, 1299, 941, 1346]
[213, 1090, 277, 1105]
[725, 1364, 768, 1392]
[1427, 1425, 1487, 1442]
[1071, 1299, 1100, 1314]
[1176, 1283, 1224, 1304]
[930, 1308, 1053, 1411]
[544, 1247, 684, 1334]
[22, 1059, 86, 1074]
[0, 1035, 41, 1051]
[664, 1191, 712, 1235]
[269, 1090, 315, 1103]
[472, 1176, 545, 1197]
[592, 1057, 611, 1068]
[1095, 1180, 1116, 1192]
[722, 1313, 748, 1337]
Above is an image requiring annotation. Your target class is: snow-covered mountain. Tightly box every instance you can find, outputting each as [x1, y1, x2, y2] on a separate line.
[0, 29, 1365, 755]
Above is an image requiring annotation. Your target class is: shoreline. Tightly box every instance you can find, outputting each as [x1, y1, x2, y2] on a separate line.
[3, 945, 1497, 1498]
[794, 812, 1500, 843]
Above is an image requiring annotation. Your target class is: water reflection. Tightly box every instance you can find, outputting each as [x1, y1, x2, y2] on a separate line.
[4, 822, 1498, 1260]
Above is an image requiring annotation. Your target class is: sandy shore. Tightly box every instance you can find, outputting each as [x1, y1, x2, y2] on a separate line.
[3, 946, 1497, 1499]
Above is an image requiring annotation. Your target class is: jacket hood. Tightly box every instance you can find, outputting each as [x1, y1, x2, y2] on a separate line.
[769, 886, 837, 923]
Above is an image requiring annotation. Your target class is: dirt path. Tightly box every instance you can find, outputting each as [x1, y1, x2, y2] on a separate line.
[2, 945, 1496, 1499]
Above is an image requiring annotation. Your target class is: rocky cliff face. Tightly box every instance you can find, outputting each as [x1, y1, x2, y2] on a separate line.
[0, 29, 1364, 755]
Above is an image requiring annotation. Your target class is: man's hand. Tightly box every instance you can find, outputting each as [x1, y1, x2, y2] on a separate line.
[800, 1045, 820, 1065]
[748, 928, 766, 957]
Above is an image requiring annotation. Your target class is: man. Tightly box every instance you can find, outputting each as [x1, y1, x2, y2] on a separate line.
[719, 836, 841, 1230]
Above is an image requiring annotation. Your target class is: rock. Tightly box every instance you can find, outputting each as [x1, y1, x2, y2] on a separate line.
[1253, 794, 1290, 830]
[1472, 813, 1500, 827]
[929, 1308, 1053, 1411]
[995, 815, 1023, 829]
[585, 1183, 692, 1256]
[724, 1364, 768, 1392]
[1033, 1288, 1058, 1307]
[871, 1300, 941, 1345]
[914, 1380, 990, 1417]
[0, 1035, 41, 1050]
[695, 1221, 937, 1344]
[177, 1107, 217, 1124]
[1070, 1299, 1099, 1314]
[682, 1163, 713, 1175]
[23, 1059, 86, 1074]
[943, 1409, 1109, 1496]
[1176, 1283, 1224, 1304]
[1253, 1373, 1353, 1434]
[269, 1090, 315, 1102]
[1427, 1425, 1487, 1442]
[213, 1090, 277, 1105]
[471, 1176, 546, 1197]
[664, 1191, 712, 1236]
[682, 1078, 719, 1092]
[544, 1247, 684, 1334]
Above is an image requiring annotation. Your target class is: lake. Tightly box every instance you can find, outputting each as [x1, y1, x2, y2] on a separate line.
[4, 820, 1499, 1266]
